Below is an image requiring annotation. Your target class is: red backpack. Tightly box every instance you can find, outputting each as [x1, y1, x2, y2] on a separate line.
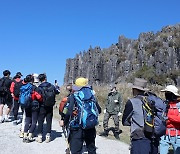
[59, 97, 68, 115]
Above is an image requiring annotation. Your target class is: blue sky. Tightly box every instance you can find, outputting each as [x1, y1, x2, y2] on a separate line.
[0, 0, 179, 85]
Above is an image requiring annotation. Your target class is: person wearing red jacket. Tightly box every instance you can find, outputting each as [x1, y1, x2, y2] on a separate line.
[22, 74, 43, 143]
[10, 72, 24, 125]
[160, 85, 180, 154]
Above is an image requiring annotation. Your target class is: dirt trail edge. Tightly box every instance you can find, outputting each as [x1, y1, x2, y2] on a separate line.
[0, 118, 130, 154]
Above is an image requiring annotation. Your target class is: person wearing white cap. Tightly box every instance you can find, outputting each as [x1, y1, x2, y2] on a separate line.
[160, 85, 180, 154]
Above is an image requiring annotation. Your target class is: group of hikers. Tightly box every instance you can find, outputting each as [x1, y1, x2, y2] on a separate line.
[0, 70, 60, 143]
[0, 69, 180, 154]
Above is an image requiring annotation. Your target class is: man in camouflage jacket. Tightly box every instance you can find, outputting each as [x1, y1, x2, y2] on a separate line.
[100, 85, 122, 139]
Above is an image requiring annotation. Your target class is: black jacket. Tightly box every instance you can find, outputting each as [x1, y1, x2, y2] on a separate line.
[0, 77, 12, 102]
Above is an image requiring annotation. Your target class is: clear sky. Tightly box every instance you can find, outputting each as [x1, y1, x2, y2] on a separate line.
[0, 0, 179, 85]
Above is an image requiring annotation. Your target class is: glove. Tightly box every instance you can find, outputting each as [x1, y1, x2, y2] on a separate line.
[104, 109, 106, 114]
[118, 112, 122, 116]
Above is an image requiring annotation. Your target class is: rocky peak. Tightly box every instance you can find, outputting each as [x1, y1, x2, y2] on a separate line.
[64, 24, 180, 86]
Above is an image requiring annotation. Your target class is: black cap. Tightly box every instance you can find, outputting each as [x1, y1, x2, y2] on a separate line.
[16, 72, 23, 77]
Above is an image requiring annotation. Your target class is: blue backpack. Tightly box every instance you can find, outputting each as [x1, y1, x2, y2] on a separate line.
[19, 83, 33, 108]
[142, 92, 167, 137]
[72, 87, 99, 129]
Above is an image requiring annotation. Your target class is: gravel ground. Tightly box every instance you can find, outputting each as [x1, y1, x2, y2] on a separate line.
[0, 117, 130, 154]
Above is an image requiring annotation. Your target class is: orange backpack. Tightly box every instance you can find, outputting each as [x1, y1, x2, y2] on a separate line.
[59, 97, 68, 115]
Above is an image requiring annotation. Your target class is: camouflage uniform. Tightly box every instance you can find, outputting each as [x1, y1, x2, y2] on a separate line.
[103, 91, 122, 133]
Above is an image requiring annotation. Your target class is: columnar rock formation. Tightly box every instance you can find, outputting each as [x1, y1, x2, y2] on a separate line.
[64, 24, 180, 86]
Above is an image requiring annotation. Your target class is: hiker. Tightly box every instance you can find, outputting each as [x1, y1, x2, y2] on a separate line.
[59, 83, 73, 121]
[59, 84, 73, 153]
[19, 73, 40, 138]
[36, 73, 60, 143]
[0, 70, 13, 123]
[21, 74, 42, 143]
[122, 78, 159, 154]
[100, 84, 122, 140]
[160, 85, 180, 154]
[60, 77, 101, 154]
[10, 72, 23, 125]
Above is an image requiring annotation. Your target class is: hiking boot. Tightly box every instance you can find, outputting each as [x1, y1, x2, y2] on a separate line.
[36, 134, 43, 143]
[16, 119, 22, 125]
[114, 132, 120, 140]
[99, 130, 108, 137]
[45, 133, 51, 143]
[28, 133, 35, 142]
[4, 118, 11, 122]
[19, 131, 24, 138]
[0, 118, 4, 123]
[23, 133, 28, 143]
[13, 120, 18, 125]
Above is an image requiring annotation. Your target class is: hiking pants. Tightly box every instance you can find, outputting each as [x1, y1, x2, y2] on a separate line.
[103, 112, 119, 132]
[24, 108, 39, 133]
[13, 99, 19, 120]
[69, 127, 96, 154]
[160, 135, 180, 154]
[37, 106, 53, 135]
[13, 99, 24, 120]
[131, 137, 159, 154]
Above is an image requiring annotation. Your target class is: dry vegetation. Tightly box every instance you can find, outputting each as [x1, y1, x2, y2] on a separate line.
[54, 83, 168, 144]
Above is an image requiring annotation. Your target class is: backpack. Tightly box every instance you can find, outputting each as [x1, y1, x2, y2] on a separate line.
[13, 80, 23, 97]
[0, 78, 8, 97]
[42, 84, 56, 107]
[141, 92, 167, 137]
[71, 87, 99, 129]
[59, 97, 68, 115]
[19, 83, 33, 108]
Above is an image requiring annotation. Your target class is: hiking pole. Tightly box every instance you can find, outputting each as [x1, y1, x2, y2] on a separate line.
[151, 100, 156, 153]
[62, 126, 70, 154]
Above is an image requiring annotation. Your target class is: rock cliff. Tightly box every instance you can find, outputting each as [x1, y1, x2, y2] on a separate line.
[64, 24, 180, 86]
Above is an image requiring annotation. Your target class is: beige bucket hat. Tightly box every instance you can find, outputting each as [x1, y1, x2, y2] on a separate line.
[132, 78, 149, 91]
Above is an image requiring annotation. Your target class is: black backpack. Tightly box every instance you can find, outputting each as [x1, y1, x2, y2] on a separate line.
[13, 80, 23, 97]
[0, 78, 8, 97]
[42, 84, 56, 107]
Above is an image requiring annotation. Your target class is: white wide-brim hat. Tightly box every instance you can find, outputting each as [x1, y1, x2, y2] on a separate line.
[161, 85, 180, 96]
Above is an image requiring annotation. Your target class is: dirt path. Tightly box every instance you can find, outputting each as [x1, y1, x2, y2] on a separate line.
[0, 117, 130, 154]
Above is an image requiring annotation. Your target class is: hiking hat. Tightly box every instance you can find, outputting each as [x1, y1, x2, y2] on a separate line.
[72, 77, 90, 91]
[16, 72, 23, 77]
[161, 85, 180, 96]
[132, 78, 149, 91]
